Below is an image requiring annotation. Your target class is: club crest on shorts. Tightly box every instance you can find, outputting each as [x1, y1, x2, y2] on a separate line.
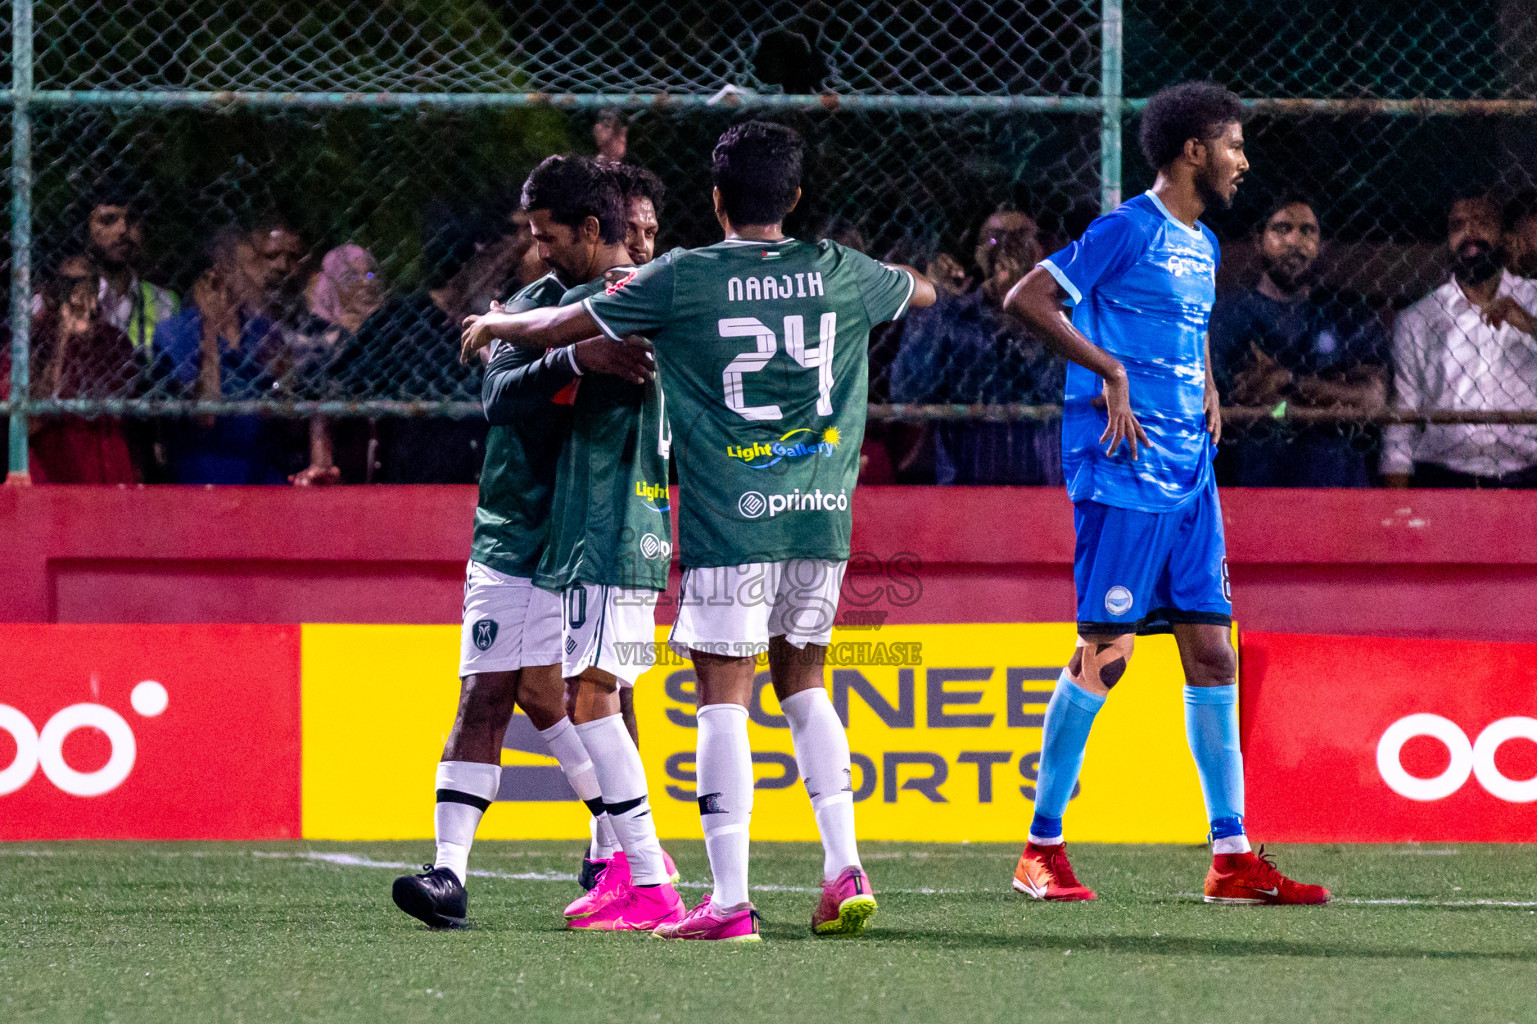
[1104, 586, 1133, 616]
[472, 618, 499, 651]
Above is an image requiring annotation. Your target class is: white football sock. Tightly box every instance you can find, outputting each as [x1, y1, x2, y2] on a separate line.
[575, 714, 667, 885]
[781, 687, 861, 881]
[696, 702, 753, 907]
[537, 717, 619, 859]
[433, 760, 501, 885]
[588, 814, 622, 861]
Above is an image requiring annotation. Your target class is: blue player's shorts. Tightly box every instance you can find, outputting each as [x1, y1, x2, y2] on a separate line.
[1072, 476, 1232, 636]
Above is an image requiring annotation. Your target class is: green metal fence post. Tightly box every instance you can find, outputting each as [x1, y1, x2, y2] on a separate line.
[7, 0, 33, 481]
[1100, 0, 1123, 214]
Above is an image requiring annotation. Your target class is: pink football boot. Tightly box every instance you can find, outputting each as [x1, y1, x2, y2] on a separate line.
[564, 850, 682, 919]
[811, 866, 878, 936]
[567, 881, 685, 931]
[652, 895, 762, 942]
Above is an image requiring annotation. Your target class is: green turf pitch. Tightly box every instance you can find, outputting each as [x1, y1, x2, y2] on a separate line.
[3, 841, 1534, 1023]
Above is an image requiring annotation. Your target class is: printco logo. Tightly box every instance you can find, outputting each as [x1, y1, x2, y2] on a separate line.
[1376, 713, 1537, 803]
[737, 488, 848, 519]
[0, 681, 168, 798]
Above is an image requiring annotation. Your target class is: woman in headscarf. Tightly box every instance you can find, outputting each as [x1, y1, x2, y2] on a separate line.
[290, 243, 385, 485]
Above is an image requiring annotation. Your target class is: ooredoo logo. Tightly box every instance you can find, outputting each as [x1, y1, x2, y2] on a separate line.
[0, 680, 168, 798]
[1376, 713, 1537, 803]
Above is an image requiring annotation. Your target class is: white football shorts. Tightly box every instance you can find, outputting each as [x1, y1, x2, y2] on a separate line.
[458, 559, 563, 677]
[561, 583, 659, 687]
[670, 559, 847, 659]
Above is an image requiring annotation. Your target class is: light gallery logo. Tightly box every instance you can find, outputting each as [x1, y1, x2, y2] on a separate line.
[1376, 713, 1537, 803]
[0, 681, 168, 797]
[725, 426, 840, 470]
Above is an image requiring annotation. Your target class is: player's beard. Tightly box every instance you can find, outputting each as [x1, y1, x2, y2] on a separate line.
[1195, 164, 1234, 212]
[1451, 239, 1504, 286]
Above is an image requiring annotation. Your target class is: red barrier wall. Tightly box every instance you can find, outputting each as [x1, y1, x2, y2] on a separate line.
[1, 485, 1533, 641]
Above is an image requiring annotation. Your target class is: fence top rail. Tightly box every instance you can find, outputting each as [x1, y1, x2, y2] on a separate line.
[1, 92, 1535, 116]
[1, 90, 1107, 112]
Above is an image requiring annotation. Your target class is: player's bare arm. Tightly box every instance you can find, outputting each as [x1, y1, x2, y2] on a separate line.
[460, 301, 608, 363]
[1006, 266, 1149, 459]
[1203, 337, 1222, 443]
[571, 337, 656, 384]
[894, 264, 939, 309]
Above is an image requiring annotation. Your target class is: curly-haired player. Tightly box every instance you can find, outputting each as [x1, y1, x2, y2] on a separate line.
[1006, 81, 1329, 906]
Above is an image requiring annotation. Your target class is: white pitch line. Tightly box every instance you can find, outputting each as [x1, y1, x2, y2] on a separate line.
[253, 850, 965, 894]
[253, 851, 579, 883]
[1176, 891, 1537, 908]
[1347, 898, 1537, 907]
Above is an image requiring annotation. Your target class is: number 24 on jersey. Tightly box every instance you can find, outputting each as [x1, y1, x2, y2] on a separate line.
[718, 313, 837, 422]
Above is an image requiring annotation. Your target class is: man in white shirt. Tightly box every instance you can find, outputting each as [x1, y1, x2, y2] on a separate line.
[1383, 195, 1537, 488]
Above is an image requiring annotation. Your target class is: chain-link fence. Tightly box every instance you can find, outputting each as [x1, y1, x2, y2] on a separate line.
[4, 1, 1536, 485]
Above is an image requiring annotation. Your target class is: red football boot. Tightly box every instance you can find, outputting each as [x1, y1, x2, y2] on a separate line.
[1204, 846, 1330, 905]
[1012, 841, 1097, 901]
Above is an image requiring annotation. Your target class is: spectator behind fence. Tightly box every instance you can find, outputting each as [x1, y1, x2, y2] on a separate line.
[288, 244, 386, 486]
[250, 218, 309, 325]
[1209, 196, 1389, 486]
[325, 207, 495, 483]
[152, 227, 292, 484]
[888, 206, 1065, 485]
[56, 180, 181, 479]
[1383, 195, 1537, 488]
[0, 260, 141, 482]
[1506, 192, 1537, 279]
[72, 179, 181, 353]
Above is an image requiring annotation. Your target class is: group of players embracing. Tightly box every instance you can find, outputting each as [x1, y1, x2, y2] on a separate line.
[394, 82, 1328, 946]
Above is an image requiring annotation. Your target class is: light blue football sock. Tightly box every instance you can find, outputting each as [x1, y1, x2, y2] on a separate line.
[1184, 684, 1246, 839]
[1029, 671, 1105, 841]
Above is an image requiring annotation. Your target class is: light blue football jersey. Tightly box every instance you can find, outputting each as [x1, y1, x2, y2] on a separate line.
[1040, 190, 1219, 512]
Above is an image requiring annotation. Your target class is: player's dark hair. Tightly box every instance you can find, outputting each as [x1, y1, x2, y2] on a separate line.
[611, 162, 666, 212]
[711, 120, 803, 227]
[1257, 193, 1318, 232]
[521, 155, 625, 245]
[1138, 81, 1246, 171]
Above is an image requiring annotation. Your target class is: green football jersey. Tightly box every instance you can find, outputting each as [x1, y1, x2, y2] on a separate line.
[469, 273, 573, 577]
[583, 238, 915, 567]
[534, 268, 673, 592]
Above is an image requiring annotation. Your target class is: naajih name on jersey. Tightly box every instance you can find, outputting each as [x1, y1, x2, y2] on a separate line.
[727, 272, 826, 301]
